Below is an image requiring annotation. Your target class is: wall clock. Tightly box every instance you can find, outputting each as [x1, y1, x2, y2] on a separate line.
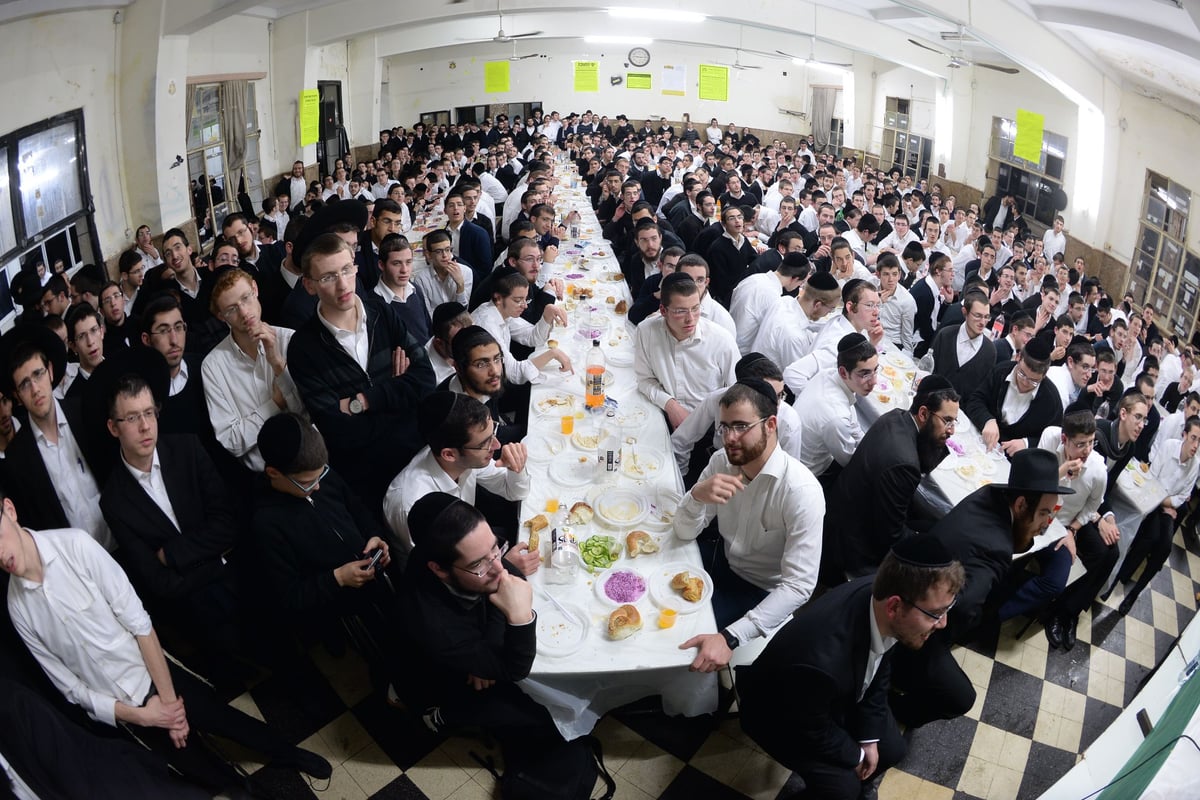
[628, 47, 651, 67]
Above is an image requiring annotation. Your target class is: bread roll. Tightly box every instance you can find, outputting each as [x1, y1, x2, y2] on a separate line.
[607, 604, 642, 640]
[682, 577, 704, 602]
[614, 299, 628, 314]
[524, 514, 549, 553]
[670, 571, 691, 590]
[567, 502, 594, 525]
[625, 531, 659, 558]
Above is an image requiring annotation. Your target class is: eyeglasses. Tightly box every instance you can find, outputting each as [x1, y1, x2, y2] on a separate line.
[460, 423, 499, 452]
[73, 324, 103, 344]
[506, 296, 531, 307]
[286, 464, 330, 494]
[1013, 365, 1042, 388]
[15, 367, 49, 395]
[455, 537, 510, 578]
[716, 418, 767, 439]
[906, 595, 957, 622]
[967, 311, 990, 322]
[852, 366, 878, 380]
[518, 255, 544, 264]
[665, 305, 702, 319]
[220, 290, 257, 321]
[469, 354, 505, 371]
[149, 321, 188, 338]
[101, 293, 124, 307]
[312, 265, 358, 286]
[428, 246, 453, 257]
[113, 407, 160, 426]
[856, 301, 881, 311]
[935, 414, 958, 430]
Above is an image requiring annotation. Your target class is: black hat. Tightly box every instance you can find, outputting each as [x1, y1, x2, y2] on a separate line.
[991, 448, 1075, 495]
[257, 412, 306, 472]
[837, 332, 868, 353]
[914, 374, 954, 395]
[419, 390, 462, 437]
[408, 491, 466, 541]
[734, 377, 779, 411]
[890, 535, 954, 568]
[431, 301, 468, 335]
[660, 271, 695, 293]
[82, 346, 171, 435]
[9, 270, 44, 311]
[0, 323, 68, 393]
[291, 198, 369, 268]
[1022, 337, 1052, 363]
[806, 272, 838, 292]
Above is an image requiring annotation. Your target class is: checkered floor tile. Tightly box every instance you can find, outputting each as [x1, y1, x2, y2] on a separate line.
[215, 530, 1200, 800]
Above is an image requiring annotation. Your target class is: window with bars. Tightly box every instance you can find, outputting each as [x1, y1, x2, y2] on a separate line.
[987, 116, 1068, 228]
[1129, 171, 1196, 342]
[186, 82, 262, 248]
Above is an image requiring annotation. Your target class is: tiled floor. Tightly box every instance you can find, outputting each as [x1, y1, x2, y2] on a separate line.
[226, 529, 1200, 800]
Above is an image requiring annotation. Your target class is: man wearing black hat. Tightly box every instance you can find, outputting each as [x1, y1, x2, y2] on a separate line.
[826, 376, 960, 581]
[889, 448, 1072, 727]
[963, 336, 1064, 455]
[739, 540, 966, 800]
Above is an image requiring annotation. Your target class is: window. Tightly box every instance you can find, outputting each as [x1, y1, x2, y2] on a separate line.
[988, 116, 1068, 227]
[456, 106, 489, 125]
[1129, 171, 1196, 341]
[880, 97, 932, 181]
[0, 109, 102, 329]
[829, 117, 845, 154]
[186, 82, 262, 248]
[420, 110, 451, 130]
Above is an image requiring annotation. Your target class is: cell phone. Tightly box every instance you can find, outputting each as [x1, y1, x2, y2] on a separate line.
[365, 549, 384, 570]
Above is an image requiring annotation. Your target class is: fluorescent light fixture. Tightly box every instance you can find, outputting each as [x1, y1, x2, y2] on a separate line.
[584, 35, 653, 44]
[607, 7, 705, 23]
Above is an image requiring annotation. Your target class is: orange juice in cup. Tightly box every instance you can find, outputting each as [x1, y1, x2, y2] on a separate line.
[545, 498, 560, 514]
[658, 609, 677, 629]
[560, 415, 574, 435]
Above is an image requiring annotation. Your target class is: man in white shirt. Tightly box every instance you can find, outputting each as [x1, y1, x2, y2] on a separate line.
[133, 225, 163, 273]
[876, 214, 918, 256]
[675, 382, 825, 672]
[383, 392, 534, 561]
[635, 272, 739, 430]
[1035, 412, 1120, 650]
[0, 497, 331, 792]
[830, 237, 873, 288]
[751, 272, 843, 370]
[875, 254, 916, 352]
[414, 230, 472, 317]
[1153, 392, 1200, 461]
[730, 254, 809, 354]
[284, 160, 308, 212]
[796, 334, 877, 480]
[783, 279, 886, 397]
[1043, 215, 1067, 261]
[1046, 339, 1097, 412]
[202, 268, 306, 472]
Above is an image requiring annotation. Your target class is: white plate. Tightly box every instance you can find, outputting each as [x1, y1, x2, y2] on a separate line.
[524, 434, 564, 465]
[648, 562, 714, 614]
[534, 391, 579, 417]
[551, 450, 597, 487]
[593, 568, 649, 607]
[641, 489, 680, 531]
[578, 370, 616, 391]
[622, 450, 664, 481]
[607, 349, 634, 368]
[535, 601, 591, 658]
[570, 430, 603, 451]
[593, 488, 650, 527]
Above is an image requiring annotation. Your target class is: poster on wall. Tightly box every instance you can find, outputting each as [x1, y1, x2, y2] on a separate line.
[484, 61, 511, 93]
[662, 64, 685, 96]
[1013, 108, 1044, 164]
[299, 89, 320, 146]
[627, 73, 652, 90]
[574, 61, 599, 92]
[698, 64, 729, 101]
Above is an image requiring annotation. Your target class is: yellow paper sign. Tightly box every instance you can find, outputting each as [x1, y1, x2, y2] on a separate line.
[627, 72, 651, 90]
[1014, 109, 1045, 164]
[698, 64, 729, 102]
[574, 61, 599, 92]
[484, 60, 510, 93]
[299, 89, 320, 146]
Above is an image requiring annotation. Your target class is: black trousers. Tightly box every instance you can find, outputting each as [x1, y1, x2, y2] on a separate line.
[887, 632, 976, 729]
[126, 662, 296, 793]
[1115, 510, 1177, 604]
[1058, 521, 1120, 618]
[439, 681, 561, 752]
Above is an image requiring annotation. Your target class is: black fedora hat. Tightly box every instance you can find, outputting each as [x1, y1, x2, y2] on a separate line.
[991, 448, 1075, 495]
[0, 323, 68, 393]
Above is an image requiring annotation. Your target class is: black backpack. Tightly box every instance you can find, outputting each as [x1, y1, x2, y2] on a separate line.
[473, 734, 615, 800]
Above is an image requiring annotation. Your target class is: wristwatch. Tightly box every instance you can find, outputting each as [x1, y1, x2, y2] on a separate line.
[348, 397, 365, 415]
[720, 628, 740, 650]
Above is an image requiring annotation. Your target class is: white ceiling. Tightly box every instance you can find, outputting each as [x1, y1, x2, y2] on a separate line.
[10, 0, 1200, 118]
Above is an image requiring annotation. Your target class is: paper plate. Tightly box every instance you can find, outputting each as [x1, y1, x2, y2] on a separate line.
[570, 429, 603, 451]
[534, 391, 579, 417]
[622, 450, 664, 481]
[535, 602, 591, 658]
[641, 489, 681, 531]
[524, 434, 565, 465]
[649, 562, 713, 614]
[551, 450, 596, 487]
[593, 568, 648, 607]
[593, 488, 650, 527]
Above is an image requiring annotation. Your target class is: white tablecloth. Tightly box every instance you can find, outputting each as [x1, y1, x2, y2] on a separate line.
[515, 168, 718, 739]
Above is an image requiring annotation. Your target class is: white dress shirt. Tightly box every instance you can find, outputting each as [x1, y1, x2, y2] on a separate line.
[1043, 229, 1066, 261]
[701, 293, 737, 338]
[955, 323, 985, 368]
[877, 283, 916, 352]
[730, 272, 785, 354]
[673, 445, 825, 643]
[1151, 439, 1200, 509]
[782, 314, 859, 397]
[796, 368, 863, 475]
[425, 338, 456, 385]
[1045, 364, 1080, 411]
[479, 171, 509, 204]
[123, 449, 180, 530]
[7, 528, 154, 727]
[862, 603, 897, 701]
[317, 296, 369, 371]
[471, 301, 550, 385]
[1038, 427, 1107, 529]
[203, 328, 305, 472]
[33, 401, 111, 551]
[634, 316, 738, 412]
[383, 445, 530, 550]
[413, 265, 473, 317]
[1000, 371, 1036, 426]
[670, 387, 803, 471]
[752, 297, 825, 369]
[167, 359, 190, 398]
[877, 229, 918, 254]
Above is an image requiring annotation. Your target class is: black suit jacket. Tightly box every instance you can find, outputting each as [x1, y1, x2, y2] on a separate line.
[994, 337, 1015, 364]
[100, 435, 238, 602]
[705, 235, 756, 307]
[4, 398, 109, 532]
[930, 324, 997, 399]
[739, 577, 893, 769]
[909, 279, 943, 356]
[963, 361, 1063, 448]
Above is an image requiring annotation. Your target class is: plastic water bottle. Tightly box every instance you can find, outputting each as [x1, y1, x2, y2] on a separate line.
[546, 527, 580, 585]
[598, 408, 621, 480]
[585, 340, 606, 410]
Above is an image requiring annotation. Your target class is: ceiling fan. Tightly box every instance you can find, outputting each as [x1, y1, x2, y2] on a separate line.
[457, 0, 542, 44]
[908, 26, 1019, 74]
[715, 49, 762, 70]
[508, 41, 541, 61]
[775, 37, 851, 69]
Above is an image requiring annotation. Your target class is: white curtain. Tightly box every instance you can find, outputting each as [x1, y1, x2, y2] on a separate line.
[811, 87, 839, 153]
[221, 80, 249, 172]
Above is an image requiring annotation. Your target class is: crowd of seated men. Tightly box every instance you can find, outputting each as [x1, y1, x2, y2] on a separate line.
[0, 105, 1197, 800]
